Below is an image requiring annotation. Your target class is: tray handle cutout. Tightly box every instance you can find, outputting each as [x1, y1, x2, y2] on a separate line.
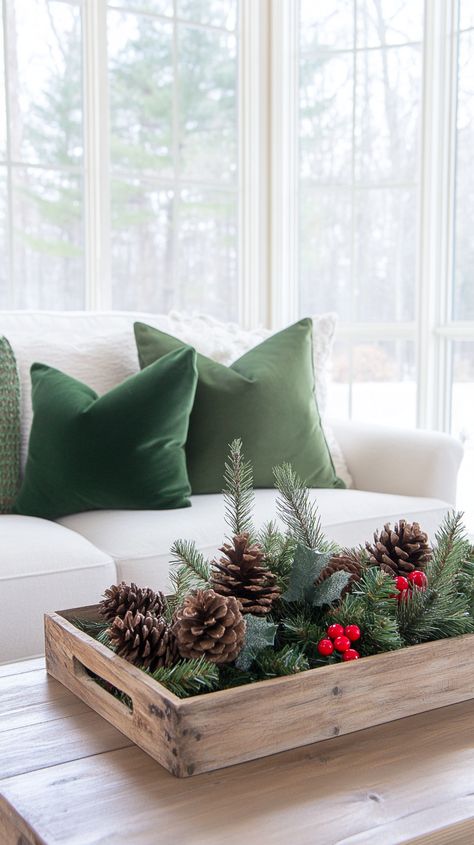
[73, 656, 134, 714]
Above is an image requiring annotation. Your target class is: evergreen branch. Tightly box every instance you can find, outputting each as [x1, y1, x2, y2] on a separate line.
[258, 520, 296, 590]
[148, 658, 219, 698]
[223, 438, 255, 537]
[253, 645, 310, 678]
[168, 540, 212, 616]
[273, 463, 336, 552]
[279, 608, 326, 654]
[397, 512, 474, 644]
[72, 617, 109, 637]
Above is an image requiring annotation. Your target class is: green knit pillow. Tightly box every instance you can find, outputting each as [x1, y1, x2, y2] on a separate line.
[0, 337, 21, 513]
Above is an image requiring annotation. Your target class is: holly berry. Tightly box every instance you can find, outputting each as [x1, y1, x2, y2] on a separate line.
[344, 624, 361, 642]
[333, 635, 351, 652]
[327, 623, 344, 640]
[317, 638, 334, 656]
[342, 648, 360, 661]
[408, 570, 428, 589]
[395, 576, 410, 592]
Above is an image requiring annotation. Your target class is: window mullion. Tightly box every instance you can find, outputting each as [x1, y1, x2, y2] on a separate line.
[83, 0, 111, 309]
[269, 0, 299, 329]
[417, 0, 458, 431]
[239, 0, 271, 328]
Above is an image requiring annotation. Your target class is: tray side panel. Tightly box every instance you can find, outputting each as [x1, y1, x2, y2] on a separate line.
[176, 633, 474, 775]
[44, 612, 187, 777]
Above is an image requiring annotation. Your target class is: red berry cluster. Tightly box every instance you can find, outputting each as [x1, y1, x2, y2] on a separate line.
[317, 623, 361, 661]
[392, 570, 428, 602]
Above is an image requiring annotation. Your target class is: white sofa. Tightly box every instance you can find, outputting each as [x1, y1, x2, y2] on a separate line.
[0, 312, 463, 663]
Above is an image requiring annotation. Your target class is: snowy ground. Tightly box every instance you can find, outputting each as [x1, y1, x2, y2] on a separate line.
[328, 382, 474, 534]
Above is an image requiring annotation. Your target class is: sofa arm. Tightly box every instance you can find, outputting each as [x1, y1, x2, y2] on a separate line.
[331, 419, 463, 505]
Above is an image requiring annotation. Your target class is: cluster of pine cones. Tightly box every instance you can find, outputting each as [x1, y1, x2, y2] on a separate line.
[99, 532, 282, 670]
[319, 519, 432, 591]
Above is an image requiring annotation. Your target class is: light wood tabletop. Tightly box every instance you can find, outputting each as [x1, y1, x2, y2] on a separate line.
[1, 658, 474, 845]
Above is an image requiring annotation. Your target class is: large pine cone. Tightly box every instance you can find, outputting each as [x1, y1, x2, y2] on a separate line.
[211, 533, 281, 616]
[172, 589, 245, 664]
[107, 610, 178, 670]
[366, 520, 432, 576]
[316, 548, 365, 596]
[99, 582, 166, 623]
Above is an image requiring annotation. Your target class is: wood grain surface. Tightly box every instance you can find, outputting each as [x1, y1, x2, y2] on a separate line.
[45, 606, 474, 777]
[1, 659, 474, 844]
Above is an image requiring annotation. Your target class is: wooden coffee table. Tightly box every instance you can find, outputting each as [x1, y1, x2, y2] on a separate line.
[1, 659, 474, 845]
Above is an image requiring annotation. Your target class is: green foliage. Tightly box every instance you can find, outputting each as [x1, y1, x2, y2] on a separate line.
[235, 614, 278, 671]
[397, 512, 474, 644]
[254, 645, 310, 678]
[168, 539, 211, 617]
[258, 521, 296, 590]
[223, 438, 255, 538]
[279, 608, 326, 654]
[274, 463, 329, 551]
[333, 567, 403, 655]
[148, 658, 220, 699]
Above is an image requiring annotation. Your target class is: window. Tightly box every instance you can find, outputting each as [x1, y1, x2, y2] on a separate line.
[0, 0, 239, 316]
[1, 0, 85, 309]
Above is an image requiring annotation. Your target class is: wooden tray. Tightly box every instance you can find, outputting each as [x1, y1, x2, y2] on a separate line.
[45, 605, 474, 778]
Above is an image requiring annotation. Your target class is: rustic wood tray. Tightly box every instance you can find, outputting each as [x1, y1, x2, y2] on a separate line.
[45, 605, 474, 778]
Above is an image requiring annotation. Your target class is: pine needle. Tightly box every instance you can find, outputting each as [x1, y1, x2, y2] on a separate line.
[148, 658, 219, 698]
[273, 463, 335, 552]
[223, 438, 255, 537]
[168, 539, 211, 616]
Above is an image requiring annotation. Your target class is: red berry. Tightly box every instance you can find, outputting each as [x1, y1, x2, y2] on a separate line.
[398, 589, 410, 603]
[334, 635, 351, 652]
[327, 623, 344, 640]
[408, 570, 428, 589]
[317, 638, 334, 656]
[395, 576, 409, 592]
[342, 648, 360, 661]
[344, 624, 361, 642]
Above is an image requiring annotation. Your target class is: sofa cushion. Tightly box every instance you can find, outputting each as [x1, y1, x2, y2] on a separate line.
[0, 515, 116, 663]
[14, 348, 198, 519]
[58, 489, 450, 594]
[135, 318, 343, 493]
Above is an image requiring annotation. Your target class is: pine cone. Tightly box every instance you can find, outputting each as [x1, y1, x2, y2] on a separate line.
[366, 520, 432, 576]
[211, 533, 281, 616]
[316, 548, 365, 596]
[99, 582, 166, 623]
[107, 610, 178, 670]
[172, 589, 245, 664]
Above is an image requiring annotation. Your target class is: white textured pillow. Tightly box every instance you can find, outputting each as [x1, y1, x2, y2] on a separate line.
[0, 309, 352, 485]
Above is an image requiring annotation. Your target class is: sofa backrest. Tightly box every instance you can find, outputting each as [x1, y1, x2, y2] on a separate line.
[0, 310, 337, 472]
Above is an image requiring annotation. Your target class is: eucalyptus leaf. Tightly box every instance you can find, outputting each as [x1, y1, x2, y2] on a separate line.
[281, 545, 332, 604]
[235, 615, 278, 671]
[313, 570, 351, 607]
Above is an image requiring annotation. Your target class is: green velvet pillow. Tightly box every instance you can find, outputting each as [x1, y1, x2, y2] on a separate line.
[14, 347, 198, 519]
[0, 337, 21, 513]
[134, 318, 344, 494]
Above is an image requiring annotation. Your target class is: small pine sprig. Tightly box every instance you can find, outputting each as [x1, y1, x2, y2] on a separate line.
[397, 512, 474, 644]
[148, 657, 219, 698]
[279, 608, 326, 654]
[223, 438, 255, 538]
[273, 463, 336, 553]
[332, 567, 403, 655]
[168, 540, 211, 617]
[258, 520, 296, 590]
[254, 645, 310, 679]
